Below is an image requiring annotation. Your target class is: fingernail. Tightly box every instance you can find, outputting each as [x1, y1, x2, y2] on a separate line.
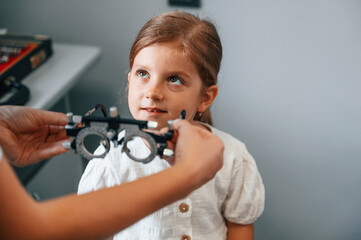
[62, 142, 71, 149]
[167, 120, 175, 129]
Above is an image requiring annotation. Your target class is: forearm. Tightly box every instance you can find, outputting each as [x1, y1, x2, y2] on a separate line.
[0, 159, 48, 239]
[0, 158, 198, 240]
[227, 221, 254, 240]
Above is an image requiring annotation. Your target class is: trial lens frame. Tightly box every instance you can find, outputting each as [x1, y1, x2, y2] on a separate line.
[64, 104, 185, 163]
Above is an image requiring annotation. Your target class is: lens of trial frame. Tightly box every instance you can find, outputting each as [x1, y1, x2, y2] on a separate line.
[82, 133, 108, 156]
[124, 135, 152, 161]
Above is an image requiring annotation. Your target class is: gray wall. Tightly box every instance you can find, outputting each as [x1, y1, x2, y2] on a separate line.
[1, 1, 361, 239]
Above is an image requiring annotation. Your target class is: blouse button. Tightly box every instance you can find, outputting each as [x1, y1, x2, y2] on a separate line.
[181, 235, 191, 240]
[179, 203, 189, 213]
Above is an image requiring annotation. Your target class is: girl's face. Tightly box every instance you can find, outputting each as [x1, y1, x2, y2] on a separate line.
[128, 42, 217, 129]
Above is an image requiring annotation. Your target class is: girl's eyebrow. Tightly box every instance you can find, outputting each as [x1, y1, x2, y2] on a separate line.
[167, 70, 191, 79]
[132, 64, 148, 70]
[132, 63, 192, 79]
[133, 65, 191, 79]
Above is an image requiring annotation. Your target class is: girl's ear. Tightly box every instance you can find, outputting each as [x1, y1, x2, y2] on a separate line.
[198, 85, 218, 113]
[125, 72, 131, 92]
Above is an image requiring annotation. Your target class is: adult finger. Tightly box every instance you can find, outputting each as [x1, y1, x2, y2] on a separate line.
[32, 140, 70, 161]
[35, 109, 68, 126]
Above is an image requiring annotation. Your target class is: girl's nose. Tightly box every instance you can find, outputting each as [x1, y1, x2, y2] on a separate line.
[145, 82, 164, 101]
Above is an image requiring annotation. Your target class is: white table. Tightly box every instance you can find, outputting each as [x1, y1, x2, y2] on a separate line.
[24, 43, 101, 109]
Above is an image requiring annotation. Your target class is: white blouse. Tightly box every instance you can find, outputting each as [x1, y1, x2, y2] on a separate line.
[78, 125, 265, 240]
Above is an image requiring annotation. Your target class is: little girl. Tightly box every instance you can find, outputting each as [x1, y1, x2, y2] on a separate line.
[78, 11, 264, 240]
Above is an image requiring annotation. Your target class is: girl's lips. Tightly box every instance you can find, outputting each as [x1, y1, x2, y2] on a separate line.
[141, 108, 167, 117]
[141, 108, 167, 114]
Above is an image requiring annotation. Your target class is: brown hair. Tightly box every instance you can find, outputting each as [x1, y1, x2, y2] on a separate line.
[129, 11, 222, 125]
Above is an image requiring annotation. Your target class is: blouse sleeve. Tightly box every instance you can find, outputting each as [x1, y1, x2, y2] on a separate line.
[223, 142, 265, 224]
[77, 145, 118, 195]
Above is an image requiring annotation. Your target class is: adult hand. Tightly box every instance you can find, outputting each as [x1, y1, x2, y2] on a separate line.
[0, 106, 70, 167]
[167, 119, 224, 186]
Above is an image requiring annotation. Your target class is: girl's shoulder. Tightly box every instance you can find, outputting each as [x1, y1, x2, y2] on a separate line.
[197, 122, 247, 153]
[196, 122, 259, 174]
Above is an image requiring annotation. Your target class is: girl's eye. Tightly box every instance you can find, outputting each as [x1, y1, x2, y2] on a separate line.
[136, 70, 149, 78]
[168, 75, 184, 85]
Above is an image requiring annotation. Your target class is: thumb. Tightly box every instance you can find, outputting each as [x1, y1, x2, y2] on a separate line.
[169, 119, 191, 132]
